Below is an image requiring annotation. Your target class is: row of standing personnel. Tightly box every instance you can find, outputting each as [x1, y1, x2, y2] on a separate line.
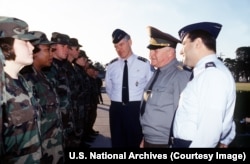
[0, 16, 101, 163]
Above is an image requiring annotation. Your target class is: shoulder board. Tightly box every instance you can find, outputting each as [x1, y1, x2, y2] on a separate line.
[205, 62, 216, 68]
[109, 58, 118, 65]
[137, 56, 148, 62]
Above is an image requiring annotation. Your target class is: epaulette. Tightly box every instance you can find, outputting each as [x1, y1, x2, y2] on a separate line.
[109, 58, 118, 65]
[205, 62, 216, 68]
[137, 56, 148, 62]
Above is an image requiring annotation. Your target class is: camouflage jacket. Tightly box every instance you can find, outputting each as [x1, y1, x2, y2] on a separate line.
[73, 64, 91, 105]
[0, 73, 42, 163]
[21, 65, 64, 163]
[43, 58, 74, 138]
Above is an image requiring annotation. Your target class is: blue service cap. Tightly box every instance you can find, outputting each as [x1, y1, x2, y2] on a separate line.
[112, 29, 129, 44]
[178, 22, 222, 41]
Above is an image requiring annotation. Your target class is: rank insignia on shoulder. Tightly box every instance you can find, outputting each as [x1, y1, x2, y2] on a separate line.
[109, 58, 118, 65]
[137, 56, 148, 62]
[205, 62, 216, 68]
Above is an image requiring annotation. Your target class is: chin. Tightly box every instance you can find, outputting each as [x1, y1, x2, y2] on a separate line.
[25, 60, 33, 66]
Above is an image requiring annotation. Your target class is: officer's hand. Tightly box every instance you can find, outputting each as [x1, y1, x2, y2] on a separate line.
[140, 138, 144, 148]
[218, 143, 228, 148]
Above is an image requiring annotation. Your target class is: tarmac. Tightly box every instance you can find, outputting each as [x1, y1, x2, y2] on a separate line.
[87, 92, 250, 148]
[88, 93, 112, 148]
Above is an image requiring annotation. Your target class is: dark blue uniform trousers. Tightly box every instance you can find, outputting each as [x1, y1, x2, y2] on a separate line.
[109, 101, 143, 148]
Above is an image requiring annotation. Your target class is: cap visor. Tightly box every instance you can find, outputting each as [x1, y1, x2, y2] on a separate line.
[147, 45, 166, 50]
[13, 34, 38, 41]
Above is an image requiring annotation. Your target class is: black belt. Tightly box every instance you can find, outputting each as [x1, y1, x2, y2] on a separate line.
[172, 138, 192, 148]
[144, 140, 169, 148]
[111, 101, 139, 106]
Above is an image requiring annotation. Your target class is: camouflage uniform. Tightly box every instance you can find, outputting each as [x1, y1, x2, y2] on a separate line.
[43, 58, 75, 149]
[0, 16, 43, 163]
[21, 64, 64, 163]
[0, 48, 5, 157]
[1, 73, 43, 163]
[86, 65, 99, 135]
[62, 60, 81, 145]
[72, 63, 89, 142]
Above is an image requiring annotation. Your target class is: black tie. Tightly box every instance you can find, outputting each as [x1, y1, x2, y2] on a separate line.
[122, 60, 129, 104]
[189, 69, 194, 81]
[140, 68, 160, 116]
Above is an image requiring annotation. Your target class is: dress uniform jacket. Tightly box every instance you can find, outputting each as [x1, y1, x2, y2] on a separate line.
[140, 59, 190, 145]
[173, 55, 236, 147]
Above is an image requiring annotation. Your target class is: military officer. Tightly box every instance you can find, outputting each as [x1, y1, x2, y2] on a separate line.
[105, 29, 154, 147]
[139, 26, 191, 148]
[172, 22, 236, 148]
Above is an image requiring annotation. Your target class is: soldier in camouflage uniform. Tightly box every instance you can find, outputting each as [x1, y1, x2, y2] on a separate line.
[20, 31, 64, 163]
[86, 64, 100, 136]
[73, 50, 93, 147]
[0, 16, 42, 163]
[43, 32, 76, 151]
[0, 47, 5, 158]
[63, 38, 83, 146]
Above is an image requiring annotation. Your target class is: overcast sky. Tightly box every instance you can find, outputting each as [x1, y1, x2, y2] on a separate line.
[1, 0, 249, 65]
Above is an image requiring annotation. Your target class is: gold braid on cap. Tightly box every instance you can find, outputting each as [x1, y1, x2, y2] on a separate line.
[150, 38, 171, 47]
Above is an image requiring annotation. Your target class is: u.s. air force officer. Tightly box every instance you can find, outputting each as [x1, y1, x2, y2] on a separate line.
[105, 29, 154, 147]
[172, 22, 236, 148]
[139, 26, 191, 148]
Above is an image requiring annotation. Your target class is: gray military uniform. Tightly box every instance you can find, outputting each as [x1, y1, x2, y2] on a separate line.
[140, 58, 191, 145]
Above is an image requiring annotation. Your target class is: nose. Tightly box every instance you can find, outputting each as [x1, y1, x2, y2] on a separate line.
[27, 41, 34, 50]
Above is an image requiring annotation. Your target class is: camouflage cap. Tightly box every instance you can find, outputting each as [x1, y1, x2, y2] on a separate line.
[78, 50, 88, 58]
[0, 16, 37, 40]
[51, 32, 70, 45]
[28, 31, 55, 46]
[88, 64, 96, 70]
[69, 38, 82, 47]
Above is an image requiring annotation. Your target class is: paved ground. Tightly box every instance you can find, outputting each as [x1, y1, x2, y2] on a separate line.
[88, 92, 250, 148]
[89, 93, 112, 148]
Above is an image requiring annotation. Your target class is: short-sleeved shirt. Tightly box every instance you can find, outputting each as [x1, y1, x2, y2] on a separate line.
[105, 54, 153, 102]
[173, 55, 236, 147]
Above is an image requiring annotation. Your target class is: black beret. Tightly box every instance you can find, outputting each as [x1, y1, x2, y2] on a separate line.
[112, 29, 129, 44]
[178, 22, 222, 41]
[147, 26, 181, 49]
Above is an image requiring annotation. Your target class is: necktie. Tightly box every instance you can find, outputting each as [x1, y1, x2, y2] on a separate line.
[189, 69, 194, 81]
[122, 60, 129, 104]
[140, 68, 160, 116]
